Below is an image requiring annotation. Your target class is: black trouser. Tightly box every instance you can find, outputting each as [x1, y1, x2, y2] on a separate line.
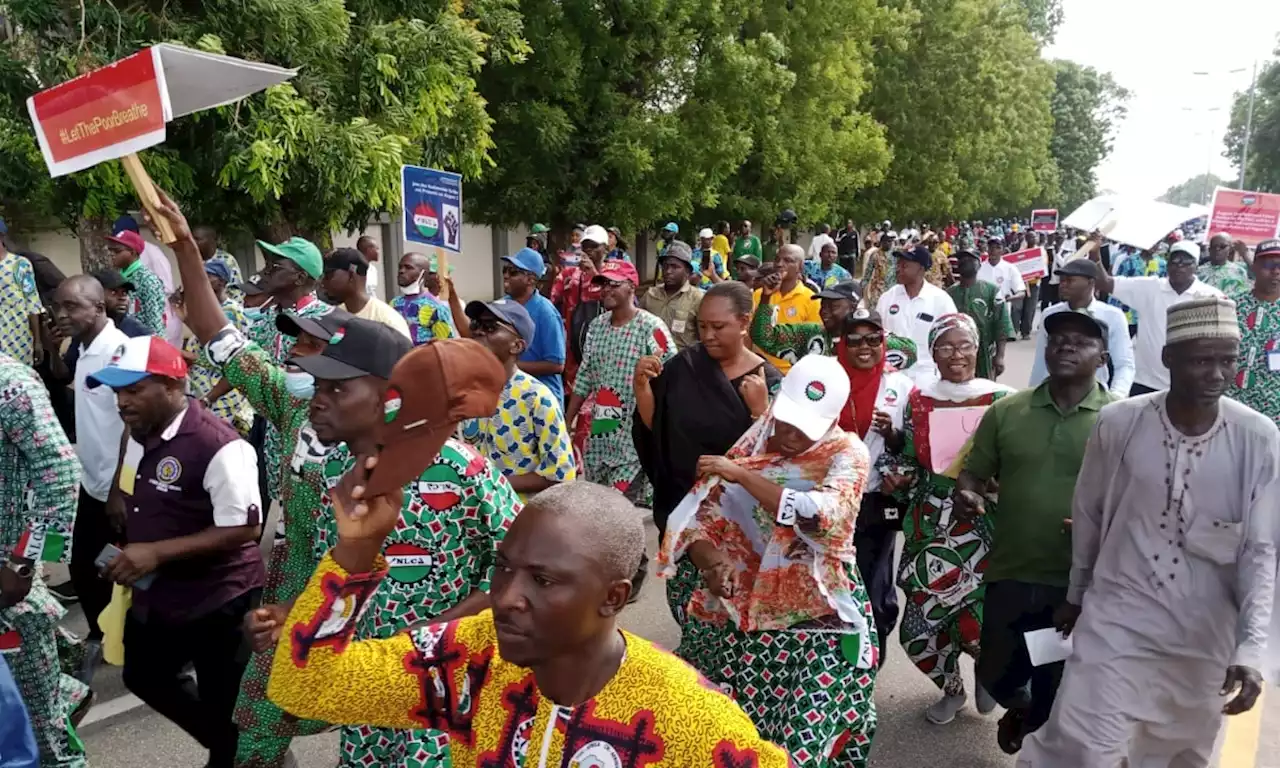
[247, 414, 272, 544]
[1040, 282, 1058, 309]
[854, 493, 900, 664]
[69, 488, 116, 640]
[975, 580, 1067, 734]
[1019, 283, 1040, 337]
[122, 590, 259, 768]
[1130, 382, 1158, 397]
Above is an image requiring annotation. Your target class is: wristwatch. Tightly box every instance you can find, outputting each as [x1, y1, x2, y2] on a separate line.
[5, 560, 34, 580]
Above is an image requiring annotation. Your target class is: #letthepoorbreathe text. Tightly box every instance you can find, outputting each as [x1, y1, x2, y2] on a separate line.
[57, 103, 152, 145]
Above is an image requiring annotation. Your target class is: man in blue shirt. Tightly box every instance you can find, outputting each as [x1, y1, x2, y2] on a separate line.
[1028, 258, 1135, 397]
[503, 247, 566, 401]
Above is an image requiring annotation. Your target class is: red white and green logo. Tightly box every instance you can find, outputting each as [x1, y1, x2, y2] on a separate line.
[418, 463, 463, 511]
[385, 543, 434, 584]
[805, 380, 826, 401]
[384, 387, 402, 424]
[591, 388, 625, 436]
[413, 203, 440, 239]
[15, 527, 67, 563]
[329, 327, 346, 345]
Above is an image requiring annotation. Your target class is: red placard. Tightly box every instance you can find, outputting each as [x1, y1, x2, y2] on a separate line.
[1004, 246, 1046, 281]
[1208, 188, 1280, 248]
[27, 49, 168, 177]
[1031, 209, 1059, 232]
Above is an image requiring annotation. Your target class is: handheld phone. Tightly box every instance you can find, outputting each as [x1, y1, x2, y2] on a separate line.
[95, 544, 156, 590]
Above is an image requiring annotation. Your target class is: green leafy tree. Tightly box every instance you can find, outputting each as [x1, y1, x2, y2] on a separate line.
[1046, 59, 1129, 213]
[464, 0, 793, 242]
[1225, 52, 1279, 193]
[0, 0, 526, 270]
[702, 0, 894, 230]
[1158, 173, 1227, 206]
[856, 0, 1057, 224]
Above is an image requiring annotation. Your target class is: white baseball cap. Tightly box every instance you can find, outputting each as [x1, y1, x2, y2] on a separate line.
[771, 354, 851, 441]
[698, 227, 714, 239]
[1169, 240, 1201, 261]
[581, 225, 609, 246]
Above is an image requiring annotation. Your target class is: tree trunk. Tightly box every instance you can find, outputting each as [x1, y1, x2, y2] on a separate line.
[77, 217, 113, 274]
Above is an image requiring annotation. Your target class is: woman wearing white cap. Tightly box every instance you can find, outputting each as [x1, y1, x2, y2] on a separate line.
[879, 313, 1014, 724]
[693, 228, 729, 289]
[658, 354, 880, 768]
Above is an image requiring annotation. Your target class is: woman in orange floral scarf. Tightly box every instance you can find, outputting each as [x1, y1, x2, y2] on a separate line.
[658, 354, 878, 768]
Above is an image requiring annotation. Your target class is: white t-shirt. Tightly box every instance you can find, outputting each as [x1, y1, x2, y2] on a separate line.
[1110, 277, 1224, 390]
[875, 282, 958, 384]
[977, 259, 1027, 300]
[863, 370, 915, 494]
[75, 320, 129, 501]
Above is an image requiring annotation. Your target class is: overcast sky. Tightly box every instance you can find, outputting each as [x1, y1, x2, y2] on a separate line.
[1045, 0, 1280, 201]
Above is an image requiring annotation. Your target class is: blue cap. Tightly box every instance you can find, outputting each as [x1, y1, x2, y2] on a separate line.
[112, 215, 140, 234]
[895, 245, 933, 270]
[465, 298, 536, 345]
[663, 222, 679, 233]
[204, 260, 232, 283]
[502, 247, 547, 278]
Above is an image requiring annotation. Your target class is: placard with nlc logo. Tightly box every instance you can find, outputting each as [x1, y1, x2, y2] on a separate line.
[1208, 187, 1280, 248]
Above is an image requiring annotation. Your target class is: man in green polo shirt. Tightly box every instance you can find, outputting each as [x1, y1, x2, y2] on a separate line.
[956, 308, 1116, 755]
[733, 219, 763, 263]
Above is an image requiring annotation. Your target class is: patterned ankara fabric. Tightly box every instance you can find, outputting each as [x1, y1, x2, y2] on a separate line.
[184, 299, 254, 435]
[882, 387, 1010, 695]
[309, 438, 521, 767]
[460, 370, 576, 489]
[691, 248, 731, 289]
[0, 252, 43, 365]
[572, 311, 676, 502]
[1197, 260, 1251, 296]
[657, 409, 879, 767]
[268, 556, 794, 767]
[805, 262, 854, 290]
[210, 249, 246, 302]
[120, 259, 168, 337]
[861, 249, 897, 309]
[205, 329, 333, 767]
[666, 561, 877, 767]
[391, 293, 458, 346]
[244, 293, 332, 501]
[946, 280, 1014, 380]
[0, 356, 88, 767]
[1227, 291, 1280, 426]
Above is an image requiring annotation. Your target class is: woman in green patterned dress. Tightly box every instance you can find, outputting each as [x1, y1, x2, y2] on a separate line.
[879, 313, 1013, 725]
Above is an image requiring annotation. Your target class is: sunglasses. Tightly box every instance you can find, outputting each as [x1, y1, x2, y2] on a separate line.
[472, 316, 517, 335]
[845, 332, 885, 348]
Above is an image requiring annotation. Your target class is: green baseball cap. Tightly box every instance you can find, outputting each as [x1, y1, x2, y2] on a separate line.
[257, 237, 323, 279]
[530, 223, 550, 234]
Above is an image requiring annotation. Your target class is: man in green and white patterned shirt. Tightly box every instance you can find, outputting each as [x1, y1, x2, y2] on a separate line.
[1197, 232, 1252, 296]
[106, 230, 168, 337]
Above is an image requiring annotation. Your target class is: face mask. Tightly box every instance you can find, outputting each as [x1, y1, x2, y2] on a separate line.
[243, 305, 264, 321]
[399, 276, 423, 296]
[284, 370, 316, 400]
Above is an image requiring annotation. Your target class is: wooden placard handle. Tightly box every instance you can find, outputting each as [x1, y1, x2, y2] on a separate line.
[437, 250, 450, 300]
[120, 153, 176, 244]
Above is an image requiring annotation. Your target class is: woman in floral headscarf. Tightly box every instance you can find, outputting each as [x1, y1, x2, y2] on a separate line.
[658, 354, 879, 768]
[879, 312, 1014, 725]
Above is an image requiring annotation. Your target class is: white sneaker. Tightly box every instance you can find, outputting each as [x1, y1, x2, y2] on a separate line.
[926, 691, 967, 724]
[976, 683, 998, 714]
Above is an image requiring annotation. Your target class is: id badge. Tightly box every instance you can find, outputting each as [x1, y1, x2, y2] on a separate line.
[883, 504, 900, 522]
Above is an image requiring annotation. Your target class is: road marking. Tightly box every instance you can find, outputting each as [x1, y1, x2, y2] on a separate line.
[1218, 689, 1263, 768]
[80, 693, 144, 728]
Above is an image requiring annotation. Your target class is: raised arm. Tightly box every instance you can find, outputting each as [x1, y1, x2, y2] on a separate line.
[147, 190, 233, 345]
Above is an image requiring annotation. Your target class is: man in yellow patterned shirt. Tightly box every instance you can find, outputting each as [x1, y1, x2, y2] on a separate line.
[268, 481, 793, 768]
[460, 299, 576, 496]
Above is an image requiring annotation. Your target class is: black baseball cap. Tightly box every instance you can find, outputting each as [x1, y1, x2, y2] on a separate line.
[276, 307, 354, 339]
[813, 281, 860, 301]
[734, 254, 761, 268]
[843, 306, 885, 332]
[955, 249, 981, 261]
[92, 269, 134, 292]
[287, 316, 412, 381]
[1044, 309, 1106, 341]
[895, 245, 932, 270]
[1056, 259, 1099, 280]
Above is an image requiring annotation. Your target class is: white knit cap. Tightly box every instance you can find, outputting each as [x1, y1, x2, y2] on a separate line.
[1165, 297, 1239, 346]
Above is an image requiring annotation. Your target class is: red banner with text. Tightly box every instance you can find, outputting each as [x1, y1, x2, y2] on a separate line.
[1208, 188, 1280, 248]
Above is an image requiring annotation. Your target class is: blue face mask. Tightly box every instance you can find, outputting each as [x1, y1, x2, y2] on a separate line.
[243, 305, 265, 322]
[284, 370, 315, 400]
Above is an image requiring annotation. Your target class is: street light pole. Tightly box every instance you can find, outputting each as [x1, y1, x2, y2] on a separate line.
[1240, 60, 1258, 190]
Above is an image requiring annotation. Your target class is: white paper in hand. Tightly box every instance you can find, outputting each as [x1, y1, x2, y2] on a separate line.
[1024, 627, 1073, 667]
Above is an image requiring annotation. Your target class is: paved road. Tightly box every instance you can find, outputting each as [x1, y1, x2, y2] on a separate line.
[63, 335, 1280, 766]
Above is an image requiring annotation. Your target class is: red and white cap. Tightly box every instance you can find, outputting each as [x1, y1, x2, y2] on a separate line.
[88, 336, 188, 389]
[772, 354, 850, 440]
